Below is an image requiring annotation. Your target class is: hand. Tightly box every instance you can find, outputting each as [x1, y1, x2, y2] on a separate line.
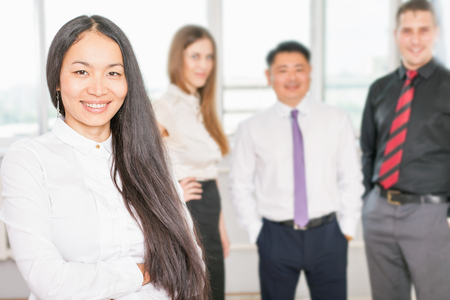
[137, 264, 151, 286]
[219, 211, 230, 258]
[156, 123, 169, 137]
[344, 235, 353, 242]
[221, 234, 230, 259]
[179, 177, 202, 202]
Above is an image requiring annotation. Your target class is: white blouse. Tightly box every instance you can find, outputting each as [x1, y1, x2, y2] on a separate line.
[0, 118, 198, 300]
[152, 84, 222, 181]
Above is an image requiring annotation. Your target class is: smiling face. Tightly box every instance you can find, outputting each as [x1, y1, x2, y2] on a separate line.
[182, 38, 214, 94]
[395, 10, 438, 70]
[266, 51, 312, 107]
[58, 31, 128, 141]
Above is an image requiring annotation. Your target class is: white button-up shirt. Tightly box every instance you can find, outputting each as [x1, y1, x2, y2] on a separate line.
[0, 118, 197, 300]
[152, 84, 222, 181]
[229, 97, 364, 244]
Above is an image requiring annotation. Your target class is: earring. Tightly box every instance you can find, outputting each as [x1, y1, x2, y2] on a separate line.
[56, 91, 61, 117]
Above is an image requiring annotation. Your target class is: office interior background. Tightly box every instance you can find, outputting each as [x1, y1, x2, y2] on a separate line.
[0, 0, 449, 298]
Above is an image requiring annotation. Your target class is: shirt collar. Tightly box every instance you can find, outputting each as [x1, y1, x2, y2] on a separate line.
[398, 58, 438, 80]
[103, 135, 113, 154]
[52, 117, 113, 155]
[167, 83, 200, 107]
[275, 95, 311, 119]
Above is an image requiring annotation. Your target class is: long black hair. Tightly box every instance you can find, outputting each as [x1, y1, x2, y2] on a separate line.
[46, 15, 208, 300]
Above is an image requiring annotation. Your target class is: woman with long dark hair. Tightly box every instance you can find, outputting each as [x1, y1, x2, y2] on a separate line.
[153, 25, 229, 300]
[0, 15, 207, 300]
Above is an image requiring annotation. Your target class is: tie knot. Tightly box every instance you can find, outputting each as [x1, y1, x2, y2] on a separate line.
[291, 109, 299, 118]
[406, 70, 418, 80]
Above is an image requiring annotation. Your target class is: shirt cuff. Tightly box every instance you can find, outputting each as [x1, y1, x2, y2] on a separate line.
[246, 220, 263, 244]
[115, 257, 144, 290]
[337, 217, 359, 239]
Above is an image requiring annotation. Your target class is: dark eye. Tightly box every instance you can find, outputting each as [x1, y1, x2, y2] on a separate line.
[75, 70, 88, 75]
[207, 54, 214, 60]
[108, 72, 121, 77]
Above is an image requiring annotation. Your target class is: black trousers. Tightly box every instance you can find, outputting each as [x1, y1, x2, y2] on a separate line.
[186, 180, 224, 300]
[257, 218, 348, 300]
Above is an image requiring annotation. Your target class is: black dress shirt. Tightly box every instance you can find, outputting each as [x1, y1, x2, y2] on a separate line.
[361, 58, 450, 197]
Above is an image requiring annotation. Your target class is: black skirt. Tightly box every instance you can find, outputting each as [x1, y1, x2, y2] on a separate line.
[186, 180, 224, 300]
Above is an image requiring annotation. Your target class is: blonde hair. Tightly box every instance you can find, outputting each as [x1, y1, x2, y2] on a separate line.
[168, 25, 229, 156]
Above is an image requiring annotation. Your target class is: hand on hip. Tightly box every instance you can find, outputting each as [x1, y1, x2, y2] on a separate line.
[179, 177, 203, 202]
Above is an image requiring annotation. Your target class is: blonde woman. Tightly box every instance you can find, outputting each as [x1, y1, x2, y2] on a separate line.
[153, 25, 229, 300]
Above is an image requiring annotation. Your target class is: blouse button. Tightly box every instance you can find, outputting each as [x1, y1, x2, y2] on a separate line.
[96, 145, 100, 149]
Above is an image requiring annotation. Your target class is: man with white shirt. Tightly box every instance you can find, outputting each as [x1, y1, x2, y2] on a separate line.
[229, 41, 364, 300]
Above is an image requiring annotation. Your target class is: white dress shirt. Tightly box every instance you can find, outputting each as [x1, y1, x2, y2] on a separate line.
[0, 118, 198, 300]
[229, 97, 364, 244]
[152, 84, 222, 181]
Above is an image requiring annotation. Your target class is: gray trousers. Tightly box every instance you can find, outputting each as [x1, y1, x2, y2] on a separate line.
[362, 187, 450, 300]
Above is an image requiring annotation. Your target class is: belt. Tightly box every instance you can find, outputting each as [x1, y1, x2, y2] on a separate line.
[276, 212, 336, 230]
[377, 185, 450, 205]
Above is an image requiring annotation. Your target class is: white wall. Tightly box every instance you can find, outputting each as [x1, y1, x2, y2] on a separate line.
[0, 259, 29, 298]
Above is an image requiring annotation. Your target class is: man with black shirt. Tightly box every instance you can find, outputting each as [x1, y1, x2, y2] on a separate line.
[361, 1, 450, 300]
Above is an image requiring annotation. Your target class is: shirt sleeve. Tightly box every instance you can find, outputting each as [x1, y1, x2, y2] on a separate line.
[360, 83, 378, 197]
[0, 143, 143, 300]
[336, 115, 364, 238]
[152, 99, 175, 136]
[229, 122, 262, 244]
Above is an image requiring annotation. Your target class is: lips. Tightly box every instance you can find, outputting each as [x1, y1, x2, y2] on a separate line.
[409, 48, 424, 55]
[285, 84, 300, 90]
[80, 101, 111, 113]
[82, 102, 107, 108]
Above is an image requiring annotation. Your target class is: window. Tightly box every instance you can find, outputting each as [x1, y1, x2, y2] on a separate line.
[0, 0, 207, 143]
[433, 0, 449, 67]
[1, 0, 445, 141]
[0, 1, 40, 140]
[222, 0, 311, 134]
[324, 0, 391, 132]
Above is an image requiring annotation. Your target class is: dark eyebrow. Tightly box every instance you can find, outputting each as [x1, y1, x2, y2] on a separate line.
[107, 63, 124, 68]
[71, 61, 124, 68]
[72, 61, 90, 66]
[276, 63, 305, 70]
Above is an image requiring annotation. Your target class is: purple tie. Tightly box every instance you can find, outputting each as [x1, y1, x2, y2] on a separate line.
[291, 109, 309, 228]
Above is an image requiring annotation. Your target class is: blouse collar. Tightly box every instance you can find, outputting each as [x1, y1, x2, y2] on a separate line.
[52, 117, 113, 155]
[167, 83, 200, 107]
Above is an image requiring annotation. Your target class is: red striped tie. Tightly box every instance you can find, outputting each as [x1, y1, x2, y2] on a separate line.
[379, 70, 418, 189]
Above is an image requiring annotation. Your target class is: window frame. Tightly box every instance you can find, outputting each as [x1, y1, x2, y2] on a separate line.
[217, 0, 402, 136]
[0, 0, 408, 148]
